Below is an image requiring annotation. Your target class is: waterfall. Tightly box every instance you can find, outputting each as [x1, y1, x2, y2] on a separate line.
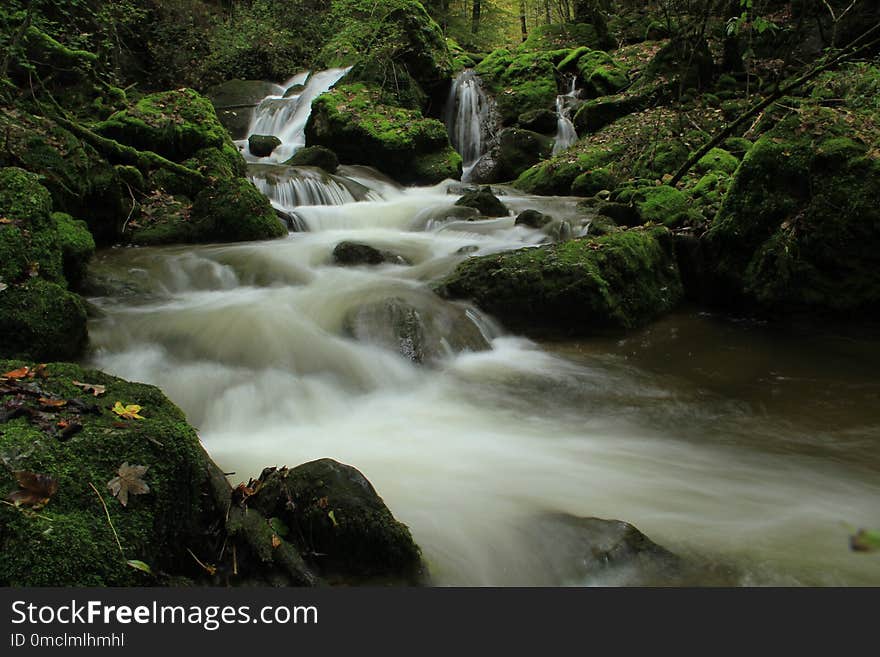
[245, 67, 351, 163]
[552, 77, 580, 155]
[444, 70, 494, 181]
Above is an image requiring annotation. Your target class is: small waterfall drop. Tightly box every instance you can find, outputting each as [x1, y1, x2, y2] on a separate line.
[444, 70, 494, 181]
[552, 77, 580, 155]
[245, 67, 351, 163]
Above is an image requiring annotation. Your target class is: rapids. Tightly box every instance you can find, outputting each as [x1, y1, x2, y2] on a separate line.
[83, 70, 880, 586]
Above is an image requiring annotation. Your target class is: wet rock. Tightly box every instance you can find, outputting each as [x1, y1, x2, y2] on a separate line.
[454, 186, 508, 217]
[469, 128, 553, 184]
[437, 226, 683, 334]
[283, 83, 306, 98]
[345, 294, 491, 364]
[248, 134, 282, 157]
[244, 459, 425, 584]
[284, 145, 339, 173]
[205, 80, 281, 139]
[332, 241, 409, 266]
[515, 209, 554, 229]
[517, 108, 558, 134]
[597, 201, 642, 227]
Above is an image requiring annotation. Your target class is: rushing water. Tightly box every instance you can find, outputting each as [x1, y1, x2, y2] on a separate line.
[444, 70, 495, 182]
[82, 70, 880, 586]
[552, 76, 579, 155]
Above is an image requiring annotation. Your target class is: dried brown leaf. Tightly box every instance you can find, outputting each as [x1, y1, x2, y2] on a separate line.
[107, 462, 150, 507]
[7, 471, 58, 508]
[72, 381, 106, 397]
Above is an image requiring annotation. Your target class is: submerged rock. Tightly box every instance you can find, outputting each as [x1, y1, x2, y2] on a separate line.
[515, 209, 554, 229]
[454, 186, 509, 217]
[437, 226, 683, 334]
[248, 134, 282, 157]
[332, 241, 409, 266]
[345, 294, 491, 364]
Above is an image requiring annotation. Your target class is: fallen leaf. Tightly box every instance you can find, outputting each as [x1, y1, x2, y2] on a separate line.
[1, 367, 30, 380]
[107, 462, 150, 507]
[113, 401, 144, 420]
[0, 217, 12, 224]
[38, 398, 67, 409]
[72, 381, 106, 397]
[271, 534, 282, 549]
[126, 559, 154, 575]
[328, 509, 338, 527]
[7, 471, 59, 508]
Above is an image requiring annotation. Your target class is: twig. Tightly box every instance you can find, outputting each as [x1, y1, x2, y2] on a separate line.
[89, 482, 124, 558]
[1, 499, 55, 521]
[121, 182, 136, 233]
[186, 547, 216, 575]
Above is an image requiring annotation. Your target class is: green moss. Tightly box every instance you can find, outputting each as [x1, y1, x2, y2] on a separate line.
[722, 137, 753, 156]
[520, 23, 605, 52]
[306, 84, 460, 184]
[192, 179, 286, 243]
[285, 146, 340, 173]
[437, 227, 683, 334]
[454, 187, 508, 217]
[474, 49, 558, 125]
[0, 280, 87, 361]
[52, 212, 95, 288]
[97, 89, 228, 162]
[622, 185, 691, 227]
[0, 361, 214, 586]
[574, 50, 629, 98]
[634, 139, 689, 179]
[571, 168, 618, 197]
[695, 148, 739, 174]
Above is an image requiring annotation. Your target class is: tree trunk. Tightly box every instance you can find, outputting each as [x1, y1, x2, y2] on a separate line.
[520, 0, 528, 41]
[472, 0, 481, 33]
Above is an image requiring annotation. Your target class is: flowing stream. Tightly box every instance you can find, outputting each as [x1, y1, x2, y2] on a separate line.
[83, 70, 880, 586]
[444, 70, 494, 182]
[552, 76, 579, 155]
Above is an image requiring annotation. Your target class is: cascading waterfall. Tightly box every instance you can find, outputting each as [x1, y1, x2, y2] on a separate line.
[444, 70, 494, 181]
[244, 67, 351, 163]
[552, 76, 580, 155]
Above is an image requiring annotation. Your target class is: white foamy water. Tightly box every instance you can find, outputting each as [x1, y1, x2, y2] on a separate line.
[86, 179, 880, 586]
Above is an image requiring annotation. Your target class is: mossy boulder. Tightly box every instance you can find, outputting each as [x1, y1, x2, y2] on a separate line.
[454, 186, 509, 217]
[615, 184, 696, 228]
[571, 168, 618, 197]
[192, 179, 286, 243]
[0, 108, 126, 244]
[436, 227, 683, 333]
[285, 146, 340, 173]
[317, 0, 452, 101]
[573, 94, 646, 134]
[474, 50, 559, 125]
[470, 128, 554, 184]
[515, 209, 554, 229]
[0, 361, 223, 586]
[520, 23, 607, 52]
[706, 101, 880, 314]
[248, 134, 282, 157]
[517, 108, 558, 134]
[306, 84, 461, 185]
[53, 212, 96, 289]
[566, 50, 629, 98]
[97, 89, 229, 162]
[0, 281, 87, 362]
[695, 148, 739, 175]
[242, 459, 424, 583]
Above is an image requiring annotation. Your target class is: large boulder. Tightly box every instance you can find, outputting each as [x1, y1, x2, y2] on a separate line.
[248, 134, 282, 157]
[559, 48, 629, 98]
[474, 50, 559, 126]
[469, 128, 554, 184]
[242, 459, 425, 584]
[332, 241, 408, 266]
[0, 169, 88, 362]
[437, 227, 683, 333]
[285, 146, 340, 173]
[97, 88, 229, 161]
[306, 83, 461, 185]
[706, 94, 880, 314]
[454, 186, 509, 217]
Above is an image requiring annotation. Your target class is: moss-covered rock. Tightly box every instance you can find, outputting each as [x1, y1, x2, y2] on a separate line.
[470, 128, 554, 184]
[436, 227, 683, 333]
[454, 186, 509, 217]
[285, 146, 340, 173]
[242, 459, 424, 584]
[615, 184, 696, 228]
[0, 108, 126, 244]
[705, 97, 880, 314]
[305, 83, 461, 185]
[248, 134, 282, 157]
[695, 148, 739, 175]
[474, 49, 559, 125]
[572, 93, 647, 135]
[564, 49, 629, 98]
[517, 108, 558, 134]
[192, 179, 286, 243]
[317, 0, 452, 103]
[97, 89, 228, 162]
[0, 280, 87, 361]
[571, 168, 618, 197]
[520, 23, 607, 52]
[0, 361, 221, 586]
[53, 212, 95, 289]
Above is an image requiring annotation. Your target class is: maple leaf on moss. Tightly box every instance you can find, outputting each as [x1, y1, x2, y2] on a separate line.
[113, 401, 144, 420]
[107, 462, 150, 507]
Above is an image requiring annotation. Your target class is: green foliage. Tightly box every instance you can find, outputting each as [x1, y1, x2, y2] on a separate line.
[475, 49, 558, 124]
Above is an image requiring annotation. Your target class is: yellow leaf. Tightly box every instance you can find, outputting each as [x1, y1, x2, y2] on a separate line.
[113, 401, 144, 420]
